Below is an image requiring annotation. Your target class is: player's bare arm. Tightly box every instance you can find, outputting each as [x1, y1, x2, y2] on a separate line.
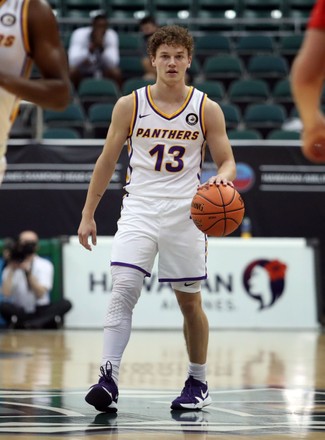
[78, 94, 133, 250]
[0, 0, 70, 110]
[200, 98, 236, 188]
[291, 29, 325, 132]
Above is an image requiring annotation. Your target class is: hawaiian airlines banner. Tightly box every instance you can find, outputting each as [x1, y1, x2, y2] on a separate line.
[63, 236, 319, 329]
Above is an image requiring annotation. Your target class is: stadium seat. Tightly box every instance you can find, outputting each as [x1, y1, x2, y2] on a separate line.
[279, 34, 303, 65]
[203, 55, 243, 86]
[78, 78, 119, 110]
[227, 129, 263, 140]
[236, 35, 275, 64]
[43, 128, 81, 139]
[220, 103, 242, 128]
[228, 79, 270, 111]
[122, 78, 155, 95]
[247, 54, 289, 87]
[266, 129, 301, 140]
[120, 56, 144, 81]
[43, 103, 86, 136]
[88, 103, 114, 138]
[244, 103, 287, 137]
[195, 35, 232, 63]
[188, 57, 201, 80]
[194, 80, 226, 101]
[272, 79, 294, 112]
[119, 33, 142, 56]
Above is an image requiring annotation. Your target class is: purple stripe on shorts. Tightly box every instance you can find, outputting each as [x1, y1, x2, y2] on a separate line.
[158, 275, 207, 282]
[111, 261, 151, 277]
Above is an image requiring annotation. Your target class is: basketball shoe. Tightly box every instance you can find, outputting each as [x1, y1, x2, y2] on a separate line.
[85, 361, 119, 413]
[171, 376, 212, 410]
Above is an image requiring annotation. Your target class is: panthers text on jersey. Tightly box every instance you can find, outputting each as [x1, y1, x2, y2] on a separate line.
[126, 86, 207, 199]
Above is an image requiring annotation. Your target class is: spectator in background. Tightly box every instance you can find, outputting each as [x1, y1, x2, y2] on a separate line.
[68, 10, 122, 89]
[139, 15, 159, 80]
[291, 0, 325, 161]
[0, 230, 72, 329]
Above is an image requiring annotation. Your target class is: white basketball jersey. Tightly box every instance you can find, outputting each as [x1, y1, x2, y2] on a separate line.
[126, 86, 207, 199]
[0, 0, 32, 158]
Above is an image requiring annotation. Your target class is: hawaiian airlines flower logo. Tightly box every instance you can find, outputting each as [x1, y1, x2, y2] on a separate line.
[243, 259, 287, 310]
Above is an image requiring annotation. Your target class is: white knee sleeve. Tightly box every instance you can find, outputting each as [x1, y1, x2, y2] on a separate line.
[104, 266, 144, 328]
[171, 280, 201, 293]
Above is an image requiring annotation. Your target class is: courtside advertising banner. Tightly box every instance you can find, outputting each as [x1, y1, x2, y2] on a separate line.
[63, 237, 319, 329]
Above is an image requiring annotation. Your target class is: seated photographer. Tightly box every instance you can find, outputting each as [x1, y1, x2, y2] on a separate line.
[0, 230, 72, 329]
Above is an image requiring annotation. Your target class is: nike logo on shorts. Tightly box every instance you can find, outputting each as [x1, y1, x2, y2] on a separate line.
[184, 281, 196, 287]
[139, 114, 150, 118]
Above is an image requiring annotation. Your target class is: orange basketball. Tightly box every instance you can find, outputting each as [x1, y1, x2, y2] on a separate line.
[191, 184, 245, 237]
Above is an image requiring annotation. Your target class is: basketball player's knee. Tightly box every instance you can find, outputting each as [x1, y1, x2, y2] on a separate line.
[175, 291, 202, 318]
[179, 299, 200, 318]
[104, 267, 144, 328]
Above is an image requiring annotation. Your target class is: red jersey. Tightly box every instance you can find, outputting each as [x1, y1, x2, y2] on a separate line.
[308, 0, 325, 29]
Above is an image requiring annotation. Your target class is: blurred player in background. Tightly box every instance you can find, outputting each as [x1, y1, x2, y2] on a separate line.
[78, 25, 236, 413]
[138, 15, 159, 80]
[0, 0, 70, 186]
[291, 0, 325, 162]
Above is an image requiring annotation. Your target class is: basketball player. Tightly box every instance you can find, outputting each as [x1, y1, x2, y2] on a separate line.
[0, 0, 70, 186]
[291, 0, 325, 161]
[78, 25, 236, 413]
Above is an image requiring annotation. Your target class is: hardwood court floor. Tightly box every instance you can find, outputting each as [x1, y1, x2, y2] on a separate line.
[0, 329, 325, 439]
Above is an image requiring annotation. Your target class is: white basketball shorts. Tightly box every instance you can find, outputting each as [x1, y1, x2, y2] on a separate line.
[111, 194, 207, 283]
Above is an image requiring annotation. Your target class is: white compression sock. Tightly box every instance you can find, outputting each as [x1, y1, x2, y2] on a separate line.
[188, 362, 207, 383]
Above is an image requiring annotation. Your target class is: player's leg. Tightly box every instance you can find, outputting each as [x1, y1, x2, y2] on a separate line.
[170, 285, 212, 410]
[158, 198, 211, 410]
[102, 266, 145, 383]
[174, 288, 209, 366]
[85, 266, 145, 413]
[85, 195, 158, 412]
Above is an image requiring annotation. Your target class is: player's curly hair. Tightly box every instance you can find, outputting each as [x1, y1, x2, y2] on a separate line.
[147, 25, 193, 58]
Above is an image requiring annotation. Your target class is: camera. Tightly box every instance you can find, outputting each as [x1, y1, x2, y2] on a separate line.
[8, 240, 37, 263]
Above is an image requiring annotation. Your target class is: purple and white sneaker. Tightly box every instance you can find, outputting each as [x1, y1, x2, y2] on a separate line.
[171, 376, 212, 410]
[85, 361, 119, 413]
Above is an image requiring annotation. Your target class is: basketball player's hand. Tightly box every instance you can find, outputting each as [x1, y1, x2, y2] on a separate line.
[78, 217, 97, 251]
[302, 113, 325, 162]
[198, 175, 233, 189]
